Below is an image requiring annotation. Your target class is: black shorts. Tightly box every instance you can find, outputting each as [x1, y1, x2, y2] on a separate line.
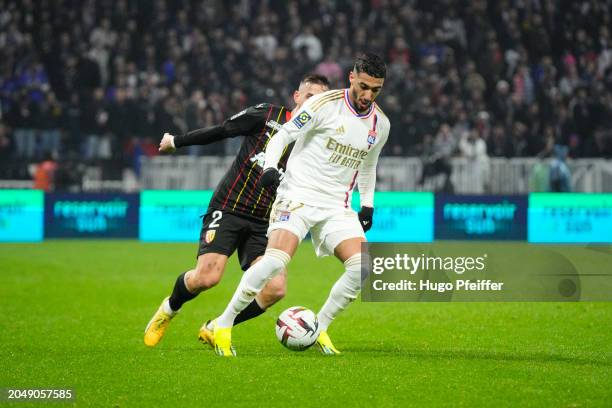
[197, 209, 268, 271]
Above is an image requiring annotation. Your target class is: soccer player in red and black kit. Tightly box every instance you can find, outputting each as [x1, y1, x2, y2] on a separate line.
[144, 74, 330, 348]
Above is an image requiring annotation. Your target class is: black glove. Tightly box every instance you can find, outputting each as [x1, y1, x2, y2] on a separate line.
[358, 206, 374, 232]
[260, 167, 281, 191]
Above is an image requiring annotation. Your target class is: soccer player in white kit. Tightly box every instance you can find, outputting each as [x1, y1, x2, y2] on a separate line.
[213, 53, 390, 356]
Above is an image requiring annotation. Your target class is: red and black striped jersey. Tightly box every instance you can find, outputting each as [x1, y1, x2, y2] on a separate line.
[174, 103, 292, 221]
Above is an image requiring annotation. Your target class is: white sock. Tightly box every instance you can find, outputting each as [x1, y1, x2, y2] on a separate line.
[162, 298, 177, 316]
[317, 254, 361, 331]
[216, 249, 291, 328]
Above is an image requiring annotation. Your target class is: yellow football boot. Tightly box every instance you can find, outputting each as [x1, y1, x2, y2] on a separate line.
[213, 322, 236, 357]
[316, 331, 341, 355]
[144, 297, 175, 347]
[198, 320, 215, 349]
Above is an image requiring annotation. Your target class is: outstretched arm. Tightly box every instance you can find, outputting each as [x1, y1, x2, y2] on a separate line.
[158, 126, 227, 152]
[159, 104, 270, 153]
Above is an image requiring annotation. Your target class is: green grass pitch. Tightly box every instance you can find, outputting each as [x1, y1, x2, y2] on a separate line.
[1, 241, 611, 407]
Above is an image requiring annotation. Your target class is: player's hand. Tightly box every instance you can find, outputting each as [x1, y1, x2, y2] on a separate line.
[260, 167, 280, 191]
[358, 207, 374, 232]
[159, 132, 176, 153]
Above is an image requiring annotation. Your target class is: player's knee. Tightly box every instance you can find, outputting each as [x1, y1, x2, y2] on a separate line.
[196, 273, 221, 290]
[192, 261, 224, 290]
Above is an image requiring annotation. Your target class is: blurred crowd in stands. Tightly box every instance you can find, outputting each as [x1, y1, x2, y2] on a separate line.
[1, 0, 612, 187]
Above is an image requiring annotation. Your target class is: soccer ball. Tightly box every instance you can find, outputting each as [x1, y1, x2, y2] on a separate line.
[275, 306, 321, 351]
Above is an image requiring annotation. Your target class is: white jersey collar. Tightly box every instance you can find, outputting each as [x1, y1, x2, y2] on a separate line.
[343, 89, 375, 119]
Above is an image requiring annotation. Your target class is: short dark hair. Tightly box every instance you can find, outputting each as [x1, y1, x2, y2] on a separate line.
[353, 53, 386, 79]
[300, 73, 330, 88]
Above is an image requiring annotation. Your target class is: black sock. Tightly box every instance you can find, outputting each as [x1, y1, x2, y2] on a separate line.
[168, 272, 197, 312]
[234, 299, 265, 326]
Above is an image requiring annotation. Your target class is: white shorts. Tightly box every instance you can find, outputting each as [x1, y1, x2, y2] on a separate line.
[267, 198, 365, 257]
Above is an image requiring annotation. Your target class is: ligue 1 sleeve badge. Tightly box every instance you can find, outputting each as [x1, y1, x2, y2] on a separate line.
[292, 111, 312, 129]
[205, 229, 216, 243]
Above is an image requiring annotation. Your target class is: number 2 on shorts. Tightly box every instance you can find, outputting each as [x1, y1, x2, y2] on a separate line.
[209, 210, 223, 228]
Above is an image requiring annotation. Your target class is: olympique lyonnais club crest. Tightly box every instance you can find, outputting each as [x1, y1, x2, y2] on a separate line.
[367, 129, 377, 146]
[292, 111, 312, 129]
[205, 229, 216, 243]
[279, 210, 291, 221]
[368, 114, 378, 147]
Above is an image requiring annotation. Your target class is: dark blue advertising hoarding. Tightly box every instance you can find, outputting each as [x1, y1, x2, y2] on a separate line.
[44, 193, 139, 238]
[435, 195, 528, 240]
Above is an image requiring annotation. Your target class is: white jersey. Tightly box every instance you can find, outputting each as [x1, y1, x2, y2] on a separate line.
[264, 88, 390, 209]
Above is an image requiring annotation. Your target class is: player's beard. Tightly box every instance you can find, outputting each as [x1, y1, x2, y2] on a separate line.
[351, 89, 371, 113]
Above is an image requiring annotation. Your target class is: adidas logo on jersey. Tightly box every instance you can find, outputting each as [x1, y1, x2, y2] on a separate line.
[336, 125, 345, 134]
